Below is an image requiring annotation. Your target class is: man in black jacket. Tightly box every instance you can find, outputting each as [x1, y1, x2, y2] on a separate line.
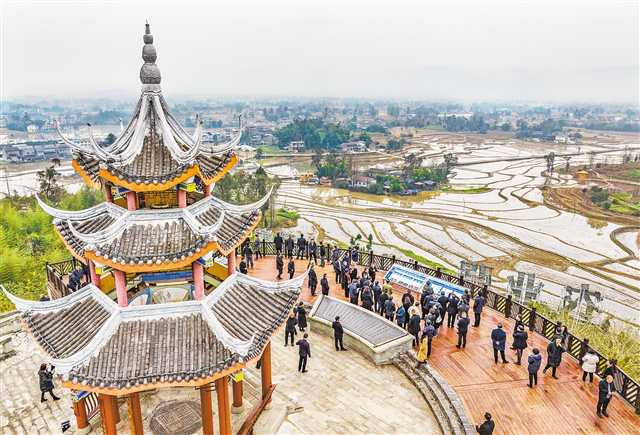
[476, 412, 495, 435]
[285, 235, 294, 258]
[287, 257, 295, 279]
[332, 316, 346, 351]
[276, 253, 284, 280]
[597, 375, 615, 417]
[296, 333, 311, 373]
[473, 294, 485, 327]
[284, 312, 297, 346]
[274, 233, 283, 255]
[296, 234, 306, 259]
[491, 323, 508, 364]
[320, 273, 330, 295]
[456, 311, 470, 349]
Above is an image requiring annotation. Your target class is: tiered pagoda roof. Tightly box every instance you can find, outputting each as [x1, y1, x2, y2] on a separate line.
[37, 191, 269, 272]
[57, 23, 239, 192]
[2, 271, 304, 392]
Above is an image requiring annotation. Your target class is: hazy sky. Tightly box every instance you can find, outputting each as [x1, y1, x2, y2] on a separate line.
[2, 0, 639, 103]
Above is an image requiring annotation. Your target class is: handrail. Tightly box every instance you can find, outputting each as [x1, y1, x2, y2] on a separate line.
[252, 240, 639, 413]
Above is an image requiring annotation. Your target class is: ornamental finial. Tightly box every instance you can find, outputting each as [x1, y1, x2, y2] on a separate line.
[140, 22, 161, 85]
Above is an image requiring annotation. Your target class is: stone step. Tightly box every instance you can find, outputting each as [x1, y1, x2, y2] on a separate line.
[394, 352, 474, 435]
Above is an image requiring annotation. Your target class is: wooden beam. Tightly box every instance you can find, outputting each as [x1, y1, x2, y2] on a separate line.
[227, 252, 236, 275]
[127, 393, 143, 435]
[200, 385, 214, 435]
[261, 341, 272, 403]
[126, 191, 137, 211]
[88, 260, 101, 288]
[98, 394, 119, 435]
[72, 397, 89, 431]
[216, 377, 232, 435]
[236, 384, 276, 435]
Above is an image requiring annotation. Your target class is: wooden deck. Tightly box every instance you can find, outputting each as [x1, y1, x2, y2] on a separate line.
[247, 256, 640, 435]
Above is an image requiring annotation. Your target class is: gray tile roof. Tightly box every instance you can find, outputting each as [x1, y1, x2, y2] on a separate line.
[3, 271, 305, 390]
[48, 199, 261, 266]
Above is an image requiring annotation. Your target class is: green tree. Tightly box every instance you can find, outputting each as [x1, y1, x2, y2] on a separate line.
[255, 148, 265, 160]
[37, 164, 63, 203]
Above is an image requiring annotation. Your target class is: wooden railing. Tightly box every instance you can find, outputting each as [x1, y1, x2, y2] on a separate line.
[45, 258, 79, 299]
[248, 241, 640, 414]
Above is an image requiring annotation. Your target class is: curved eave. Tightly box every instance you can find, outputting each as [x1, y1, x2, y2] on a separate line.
[72, 153, 238, 193]
[53, 225, 88, 265]
[61, 361, 246, 396]
[84, 240, 221, 273]
[81, 210, 260, 272]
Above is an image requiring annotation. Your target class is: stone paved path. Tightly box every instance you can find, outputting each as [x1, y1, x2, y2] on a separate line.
[1, 321, 441, 434]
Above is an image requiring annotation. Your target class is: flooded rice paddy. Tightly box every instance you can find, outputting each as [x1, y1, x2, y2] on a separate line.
[275, 138, 639, 332]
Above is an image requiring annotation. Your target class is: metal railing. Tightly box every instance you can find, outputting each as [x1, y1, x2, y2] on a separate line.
[246, 241, 639, 413]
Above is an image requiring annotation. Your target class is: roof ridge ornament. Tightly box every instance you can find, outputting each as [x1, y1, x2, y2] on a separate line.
[140, 22, 161, 86]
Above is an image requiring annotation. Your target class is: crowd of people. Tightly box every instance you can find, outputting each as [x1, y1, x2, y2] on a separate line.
[246, 234, 621, 424]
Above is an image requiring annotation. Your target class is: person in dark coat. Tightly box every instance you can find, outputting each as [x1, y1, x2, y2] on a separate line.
[287, 258, 295, 279]
[361, 287, 374, 311]
[274, 233, 283, 255]
[527, 348, 542, 387]
[308, 266, 318, 296]
[456, 311, 470, 349]
[320, 273, 330, 296]
[296, 302, 307, 332]
[332, 259, 341, 283]
[308, 240, 318, 264]
[473, 294, 485, 327]
[446, 294, 459, 328]
[38, 364, 60, 402]
[401, 291, 415, 328]
[372, 281, 382, 312]
[602, 359, 618, 378]
[543, 338, 564, 378]
[379, 290, 389, 316]
[284, 312, 297, 346]
[368, 265, 376, 282]
[243, 244, 254, 268]
[491, 323, 508, 364]
[239, 259, 248, 274]
[597, 375, 616, 417]
[384, 296, 396, 321]
[512, 325, 528, 365]
[319, 242, 327, 267]
[296, 333, 311, 373]
[422, 321, 437, 358]
[408, 310, 422, 346]
[285, 235, 294, 258]
[276, 253, 284, 280]
[332, 316, 346, 351]
[296, 234, 306, 259]
[476, 412, 495, 435]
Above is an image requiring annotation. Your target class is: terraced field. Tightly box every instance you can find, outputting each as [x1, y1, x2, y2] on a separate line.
[274, 138, 639, 332]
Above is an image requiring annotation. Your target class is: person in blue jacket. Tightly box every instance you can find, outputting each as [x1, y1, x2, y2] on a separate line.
[527, 348, 542, 387]
[491, 323, 508, 364]
[473, 294, 485, 327]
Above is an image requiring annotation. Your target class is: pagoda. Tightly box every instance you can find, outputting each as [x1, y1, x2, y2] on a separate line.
[2, 24, 304, 435]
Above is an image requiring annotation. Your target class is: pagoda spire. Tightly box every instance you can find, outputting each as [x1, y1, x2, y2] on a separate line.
[140, 22, 161, 85]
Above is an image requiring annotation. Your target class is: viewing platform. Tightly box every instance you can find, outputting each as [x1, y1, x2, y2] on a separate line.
[248, 253, 640, 435]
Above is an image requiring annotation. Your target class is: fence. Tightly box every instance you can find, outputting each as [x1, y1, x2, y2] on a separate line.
[45, 243, 639, 413]
[247, 241, 640, 413]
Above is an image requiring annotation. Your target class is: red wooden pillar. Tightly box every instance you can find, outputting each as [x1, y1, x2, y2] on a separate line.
[98, 394, 118, 435]
[216, 377, 232, 435]
[204, 183, 212, 197]
[261, 341, 272, 404]
[73, 398, 89, 432]
[232, 376, 243, 414]
[178, 188, 187, 208]
[192, 261, 205, 300]
[114, 270, 128, 307]
[88, 260, 101, 288]
[227, 252, 236, 275]
[103, 182, 114, 203]
[127, 393, 143, 435]
[126, 191, 137, 211]
[200, 386, 214, 435]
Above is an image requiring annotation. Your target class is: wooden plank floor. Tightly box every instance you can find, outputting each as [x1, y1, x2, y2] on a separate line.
[246, 256, 640, 435]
